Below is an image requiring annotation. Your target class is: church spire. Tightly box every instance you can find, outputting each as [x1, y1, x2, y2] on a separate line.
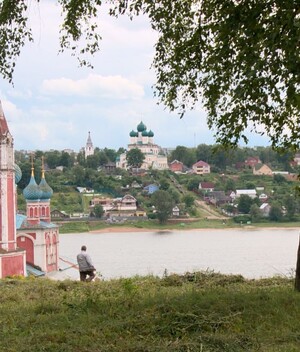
[0, 100, 9, 135]
[85, 131, 94, 158]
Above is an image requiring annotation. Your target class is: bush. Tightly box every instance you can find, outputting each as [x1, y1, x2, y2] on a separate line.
[233, 215, 252, 224]
[147, 213, 157, 219]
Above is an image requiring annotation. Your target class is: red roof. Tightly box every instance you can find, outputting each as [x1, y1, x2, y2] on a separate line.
[193, 160, 209, 167]
[199, 182, 215, 189]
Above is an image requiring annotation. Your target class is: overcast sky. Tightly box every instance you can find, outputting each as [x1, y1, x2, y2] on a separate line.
[0, 1, 270, 152]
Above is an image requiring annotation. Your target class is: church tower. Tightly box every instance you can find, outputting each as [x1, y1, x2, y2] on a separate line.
[0, 100, 26, 278]
[85, 131, 94, 158]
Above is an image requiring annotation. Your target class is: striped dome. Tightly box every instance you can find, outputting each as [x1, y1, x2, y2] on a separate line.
[14, 164, 22, 184]
[39, 175, 53, 200]
[23, 174, 42, 201]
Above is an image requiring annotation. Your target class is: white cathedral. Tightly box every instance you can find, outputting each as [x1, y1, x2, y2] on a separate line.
[116, 121, 168, 170]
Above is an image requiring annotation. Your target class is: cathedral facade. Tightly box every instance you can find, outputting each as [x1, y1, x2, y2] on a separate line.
[116, 121, 168, 170]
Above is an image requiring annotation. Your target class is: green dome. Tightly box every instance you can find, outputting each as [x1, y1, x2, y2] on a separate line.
[148, 130, 154, 137]
[23, 174, 42, 201]
[137, 121, 147, 132]
[39, 175, 53, 200]
[142, 130, 148, 137]
[14, 164, 22, 184]
[129, 130, 138, 137]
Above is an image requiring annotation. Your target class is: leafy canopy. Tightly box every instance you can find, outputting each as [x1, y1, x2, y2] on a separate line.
[1, 0, 299, 149]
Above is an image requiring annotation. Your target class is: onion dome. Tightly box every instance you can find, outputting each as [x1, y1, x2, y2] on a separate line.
[23, 168, 42, 201]
[148, 130, 154, 137]
[142, 130, 149, 137]
[14, 164, 22, 184]
[39, 157, 53, 200]
[39, 174, 53, 200]
[137, 121, 146, 132]
[129, 130, 138, 137]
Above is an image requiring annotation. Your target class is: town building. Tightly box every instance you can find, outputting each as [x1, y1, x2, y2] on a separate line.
[192, 160, 211, 175]
[169, 160, 184, 173]
[116, 121, 168, 170]
[253, 163, 273, 176]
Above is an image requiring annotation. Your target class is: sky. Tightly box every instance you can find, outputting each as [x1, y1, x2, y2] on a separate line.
[0, 1, 270, 153]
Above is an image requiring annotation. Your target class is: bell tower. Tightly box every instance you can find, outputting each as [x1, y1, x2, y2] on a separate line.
[0, 100, 26, 278]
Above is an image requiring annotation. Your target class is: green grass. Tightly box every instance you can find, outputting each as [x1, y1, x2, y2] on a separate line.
[1, 272, 299, 351]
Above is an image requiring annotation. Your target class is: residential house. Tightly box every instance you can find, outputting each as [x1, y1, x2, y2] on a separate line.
[172, 206, 180, 217]
[207, 191, 231, 206]
[245, 156, 261, 168]
[192, 160, 210, 175]
[253, 163, 273, 176]
[235, 189, 257, 199]
[51, 209, 70, 219]
[143, 184, 159, 195]
[169, 160, 184, 173]
[199, 182, 215, 193]
[102, 162, 116, 173]
[131, 181, 142, 189]
[90, 197, 114, 212]
[260, 203, 271, 217]
[259, 193, 268, 202]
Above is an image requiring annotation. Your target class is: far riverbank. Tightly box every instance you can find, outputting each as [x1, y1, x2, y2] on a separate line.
[57, 218, 300, 234]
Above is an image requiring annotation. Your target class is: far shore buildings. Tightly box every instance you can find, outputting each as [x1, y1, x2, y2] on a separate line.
[116, 121, 168, 170]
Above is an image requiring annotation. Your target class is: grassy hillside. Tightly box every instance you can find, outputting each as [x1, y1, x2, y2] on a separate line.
[1, 272, 300, 351]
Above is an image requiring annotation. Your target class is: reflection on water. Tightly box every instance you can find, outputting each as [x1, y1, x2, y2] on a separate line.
[58, 228, 299, 280]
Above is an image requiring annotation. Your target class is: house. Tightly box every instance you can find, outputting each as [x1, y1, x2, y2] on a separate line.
[131, 180, 142, 189]
[51, 209, 70, 219]
[207, 191, 231, 206]
[169, 160, 184, 173]
[76, 187, 94, 193]
[253, 163, 273, 176]
[90, 197, 114, 212]
[259, 193, 268, 202]
[172, 206, 180, 217]
[106, 194, 138, 218]
[199, 182, 215, 192]
[143, 184, 159, 195]
[245, 156, 261, 168]
[192, 160, 210, 175]
[102, 162, 116, 173]
[235, 189, 257, 199]
[260, 203, 271, 217]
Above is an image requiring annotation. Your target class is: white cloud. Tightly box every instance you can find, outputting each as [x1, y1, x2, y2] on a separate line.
[41, 74, 144, 99]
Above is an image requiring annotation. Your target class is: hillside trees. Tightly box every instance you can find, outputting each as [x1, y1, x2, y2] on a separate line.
[126, 148, 145, 169]
[151, 190, 174, 224]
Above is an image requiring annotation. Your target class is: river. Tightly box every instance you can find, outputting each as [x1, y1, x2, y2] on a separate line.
[55, 228, 300, 281]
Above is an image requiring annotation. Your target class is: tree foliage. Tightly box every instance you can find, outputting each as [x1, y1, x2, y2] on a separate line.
[1, 1, 299, 150]
[126, 148, 145, 169]
[151, 190, 174, 224]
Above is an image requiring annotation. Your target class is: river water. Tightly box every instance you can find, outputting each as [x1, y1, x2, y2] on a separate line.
[56, 228, 300, 281]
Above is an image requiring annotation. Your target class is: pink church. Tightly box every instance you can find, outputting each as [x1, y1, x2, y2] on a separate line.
[0, 101, 59, 278]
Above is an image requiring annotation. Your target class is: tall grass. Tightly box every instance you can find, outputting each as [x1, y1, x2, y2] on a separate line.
[1, 272, 299, 351]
